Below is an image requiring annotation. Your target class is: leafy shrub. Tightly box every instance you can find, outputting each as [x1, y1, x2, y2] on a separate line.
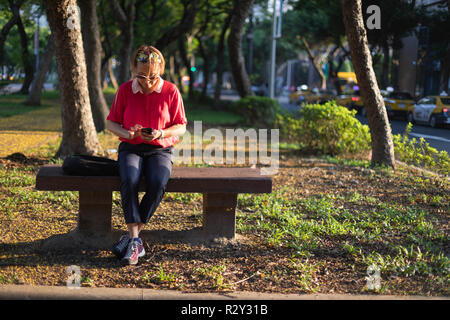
[393, 123, 449, 176]
[276, 101, 371, 155]
[231, 95, 282, 128]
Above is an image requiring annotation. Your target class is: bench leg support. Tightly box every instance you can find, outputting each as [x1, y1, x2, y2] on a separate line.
[202, 193, 238, 239]
[79, 191, 112, 235]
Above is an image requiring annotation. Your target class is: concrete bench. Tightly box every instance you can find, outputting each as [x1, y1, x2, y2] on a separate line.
[35, 165, 272, 242]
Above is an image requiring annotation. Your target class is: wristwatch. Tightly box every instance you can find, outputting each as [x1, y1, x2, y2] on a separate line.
[159, 129, 165, 139]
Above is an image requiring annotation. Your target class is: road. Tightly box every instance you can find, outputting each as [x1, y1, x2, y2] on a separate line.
[355, 115, 450, 154]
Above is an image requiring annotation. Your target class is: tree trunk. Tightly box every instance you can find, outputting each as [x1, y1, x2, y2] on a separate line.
[214, 12, 232, 109]
[79, 0, 109, 132]
[381, 40, 390, 89]
[196, 37, 209, 101]
[154, 0, 198, 51]
[108, 0, 135, 84]
[341, 0, 395, 168]
[0, 0, 24, 68]
[45, 0, 102, 158]
[178, 36, 194, 100]
[300, 36, 327, 89]
[107, 58, 118, 89]
[440, 44, 450, 93]
[228, 0, 254, 98]
[25, 35, 55, 106]
[10, 1, 34, 94]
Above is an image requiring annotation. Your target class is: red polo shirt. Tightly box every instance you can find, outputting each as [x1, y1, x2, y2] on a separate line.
[107, 79, 187, 148]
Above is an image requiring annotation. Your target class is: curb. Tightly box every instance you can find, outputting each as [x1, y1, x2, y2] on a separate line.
[0, 284, 448, 300]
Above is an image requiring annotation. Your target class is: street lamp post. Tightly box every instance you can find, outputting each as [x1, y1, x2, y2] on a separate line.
[269, 0, 283, 99]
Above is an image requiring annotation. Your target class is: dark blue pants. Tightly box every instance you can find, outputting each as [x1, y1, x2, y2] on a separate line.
[118, 142, 173, 225]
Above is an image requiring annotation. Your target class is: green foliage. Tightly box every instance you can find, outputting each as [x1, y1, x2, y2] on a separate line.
[231, 95, 282, 128]
[393, 123, 450, 176]
[276, 101, 371, 155]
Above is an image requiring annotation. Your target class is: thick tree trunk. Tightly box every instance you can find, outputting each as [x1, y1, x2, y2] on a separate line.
[45, 0, 102, 158]
[25, 35, 55, 106]
[341, 0, 395, 168]
[228, 0, 254, 98]
[214, 13, 232, 109]
[79, 0, 109, 132]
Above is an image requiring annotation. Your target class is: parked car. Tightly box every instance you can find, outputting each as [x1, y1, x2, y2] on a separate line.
[289, 86, 313, 105]
[407, 95, 450, 128]
[383, 91, 415, 120]
[335, 90, 365, 115]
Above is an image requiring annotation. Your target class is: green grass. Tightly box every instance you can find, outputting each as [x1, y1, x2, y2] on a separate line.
[236, 186, 449, 284]
[185, 109, 243, 125]
[1, 88, 244, 127]
[0, 93, 49, 117]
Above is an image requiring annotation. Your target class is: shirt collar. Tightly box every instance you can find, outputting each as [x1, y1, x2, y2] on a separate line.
[132, 76, 163, 94]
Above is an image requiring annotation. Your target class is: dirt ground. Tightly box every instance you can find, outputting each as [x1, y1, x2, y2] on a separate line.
[0, 151, 448, 296]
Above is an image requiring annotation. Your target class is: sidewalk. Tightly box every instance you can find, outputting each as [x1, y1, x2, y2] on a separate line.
[0, 284, 447, 300]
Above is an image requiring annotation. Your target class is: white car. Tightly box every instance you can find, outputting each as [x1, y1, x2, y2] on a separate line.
[407, 95, 450, 128]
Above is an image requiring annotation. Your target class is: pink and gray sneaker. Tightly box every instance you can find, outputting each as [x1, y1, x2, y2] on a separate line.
[121, 239, 145, 265]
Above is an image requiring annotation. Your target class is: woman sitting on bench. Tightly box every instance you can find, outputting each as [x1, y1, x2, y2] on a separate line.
[106, 45, 187, 265]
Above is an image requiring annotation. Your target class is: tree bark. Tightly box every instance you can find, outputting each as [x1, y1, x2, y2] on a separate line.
[341, 0, 395, 168]
[228, 0, 254, 98]
[45, 0, 102, 158]
[25, 35, 55, 106]
[79, 0, 109, 132]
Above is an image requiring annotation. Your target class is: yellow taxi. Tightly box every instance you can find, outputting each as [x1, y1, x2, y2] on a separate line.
[289, 86, 312, 104]
[335, 90, 365, 114]
[383, 91, 415, 120]
[407, 95, 450, 128]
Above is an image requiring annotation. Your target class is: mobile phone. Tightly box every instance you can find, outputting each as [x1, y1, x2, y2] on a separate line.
[141, 127, 154, 134]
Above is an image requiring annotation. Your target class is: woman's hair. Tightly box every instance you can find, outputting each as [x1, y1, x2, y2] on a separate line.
[130, 45, 165, 76]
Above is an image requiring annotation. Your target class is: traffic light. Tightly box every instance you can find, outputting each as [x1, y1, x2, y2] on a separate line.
[190, 66, 196, 72]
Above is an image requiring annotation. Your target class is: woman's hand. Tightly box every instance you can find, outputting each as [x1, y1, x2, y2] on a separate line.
[130, 124, 161, 141]
[128, 124, 142, 140]
[141, 129, 161, 141]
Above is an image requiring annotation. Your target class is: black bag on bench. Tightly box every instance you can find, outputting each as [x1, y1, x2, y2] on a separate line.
[62, 154, 120, 176]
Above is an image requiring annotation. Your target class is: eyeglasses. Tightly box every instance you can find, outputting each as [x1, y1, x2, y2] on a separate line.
[136, 50, 161, 64]
[136, 74, 159, 82]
